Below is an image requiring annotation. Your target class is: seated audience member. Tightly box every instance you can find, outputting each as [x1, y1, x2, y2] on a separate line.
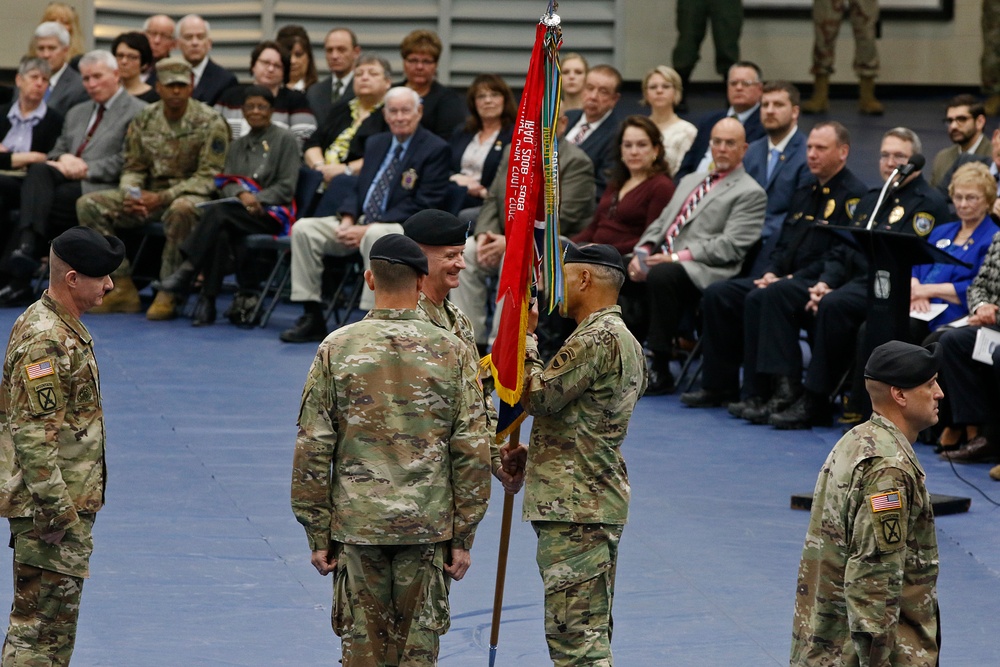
[742, 81, 810, 275]
[175, 14, 237, 106]
[0, 58, 62, 220]
[143, 14, 176, 81]
[930, 95, 990, 192]
[680, 122, 866, 410]
[113, 32, 159, 103]
[276, 25, 318, 92]
[560, 52, 588, 112]
[448, 73, 516, 217]
[565, 64, 623, 200]
[155, 86, 299, 326]
[27, 22, 87, 116]
[34, 3, 84, 63]
[642, 65, 696, 178]
[214, 41, 316, 147]
[300, 53, 392, 216]
[0, 50, 147, 307]
[936, 232, 1000, 475]
[398, 29, 466, 139]
[306, 28, 361, 123]
[279, 86, 451, 343]
[75, 57, 230, 319]
[674, 61, 766, 181]
[760, 128, 949, 430]
[450, 114, 596, 350]
[628, 117, 767, 395]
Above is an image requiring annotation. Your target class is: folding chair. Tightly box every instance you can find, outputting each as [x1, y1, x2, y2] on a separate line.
[242, 234, 292, 327]
[323, 253, 364, 327]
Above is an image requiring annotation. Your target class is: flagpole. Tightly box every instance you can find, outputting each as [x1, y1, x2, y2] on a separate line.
[488, 425, 519, 667]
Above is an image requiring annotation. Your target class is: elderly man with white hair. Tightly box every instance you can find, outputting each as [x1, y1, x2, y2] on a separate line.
[280, 86, 452, 343]
[174, 14, 236, 105]
[29, 21, 88, 116]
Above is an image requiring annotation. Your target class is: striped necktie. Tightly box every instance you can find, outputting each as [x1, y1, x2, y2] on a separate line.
[664, 172, 720, 252]
[363, 144, 404, 223]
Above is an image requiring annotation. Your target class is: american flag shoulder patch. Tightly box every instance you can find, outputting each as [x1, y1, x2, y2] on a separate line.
[25, 359, 54, 381]
[869, 491, 902, 513]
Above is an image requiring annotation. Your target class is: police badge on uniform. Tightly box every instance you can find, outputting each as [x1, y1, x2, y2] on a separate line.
[845, 198, 860, 220]
[888, 206, 905, 224]
[401, 168, 418, 190]
[824, 199, 835, 219]
[912, 212, 935, 237]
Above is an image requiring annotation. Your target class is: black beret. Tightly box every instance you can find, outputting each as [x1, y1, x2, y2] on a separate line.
[563, 242, 626, 275]
[864, 340, 942, 388]
[403, 209, 471, 247]
[369, 233, 428, 275]
[51, 227, 126, 277]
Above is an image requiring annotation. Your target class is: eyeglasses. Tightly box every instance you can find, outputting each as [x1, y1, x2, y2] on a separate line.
[728, 79, 760, 88]
[146, 31, 173, 41]
[256, 59, 283, 70]
[953, 194, 984, 204]
[944, 114, 973, 125]
[879, 152, 910, 162]
[710, 138, 739, 148]
[115, 52, 141, 62]
[404, 57, 436, 67]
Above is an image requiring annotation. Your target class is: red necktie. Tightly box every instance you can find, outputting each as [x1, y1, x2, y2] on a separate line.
[664, 172, 720, 252]
[76, 104, 105, 157]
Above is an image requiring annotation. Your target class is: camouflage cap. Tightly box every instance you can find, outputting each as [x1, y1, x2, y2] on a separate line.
[403, 209, 471, 247]
[52, 227, 125, 277]
[864, 340, 942, 388]
[370, 233, 428, 275]
[156, 56, 193, 86]
[563, 242, 626, 275]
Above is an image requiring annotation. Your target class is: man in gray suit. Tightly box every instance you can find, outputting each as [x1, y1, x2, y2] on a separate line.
[0, 51, 147, 306]
[30, 22, 88, 117]
[629, 117, 767, 394]
[307, 28, 361, 124]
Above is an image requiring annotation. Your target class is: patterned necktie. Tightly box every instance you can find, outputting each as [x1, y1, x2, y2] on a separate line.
[664, 172, 720, 252]
[363, 144, 404, 223]
[572, 122, 591, 145]
[766, 147, 781, 181]
[331, 79, 343, 103]
[75, 104, 105, 158]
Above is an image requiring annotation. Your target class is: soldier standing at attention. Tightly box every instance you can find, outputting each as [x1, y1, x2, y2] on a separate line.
[791, 340, 942, 666]
[76, 56, 230, 320]
[291, 234, 491, 666]
[0, 227, 125, 665]
[508, 243, 646, 666]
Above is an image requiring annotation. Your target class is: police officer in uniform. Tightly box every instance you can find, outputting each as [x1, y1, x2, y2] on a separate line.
[0, 227, 125, 665]
[758, 128, 949, 429]
[509, 243, 646, 666]
[291, 234, 491, 666]
[791, 340, 941, 666]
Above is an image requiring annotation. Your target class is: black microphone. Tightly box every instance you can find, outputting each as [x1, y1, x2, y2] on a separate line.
[894, 154, 925, 181]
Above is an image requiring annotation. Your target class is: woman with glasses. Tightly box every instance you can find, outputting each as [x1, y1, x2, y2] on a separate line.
[398, 29, 466, 139]
[214, 41, 316, 148]
[641, 66, 696, 178]
[112, 32, 158, 103]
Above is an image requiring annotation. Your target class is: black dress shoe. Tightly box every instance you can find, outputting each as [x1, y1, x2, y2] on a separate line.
[769, 392, 831, 430]
[940, 435, 1000, 463]
[153, 263, 197, 294]
[280, 313, 328, 343]
[0, 282, 34, 308]
[728, 395, 766, 419]
[191, 296, 216, 326]
[680, 388, 739, 408]
[644, 366, 675, 396]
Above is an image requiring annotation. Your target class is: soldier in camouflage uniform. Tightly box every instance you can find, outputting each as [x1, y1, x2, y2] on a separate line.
[75, 56, 229, 320]
[982, 0, 1000, 115]
[791, 340, 942, 666]
[0, 227, 125, 666]
[291, 234, 491, 667]
[513, 243, 646, 666]
[801, 0, 884, 115]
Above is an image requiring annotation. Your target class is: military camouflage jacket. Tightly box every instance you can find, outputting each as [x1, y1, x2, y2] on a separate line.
[291, 309, 491, 552]
[0, 292, 106, 534]
[790, 413, 939, 667]
[522, 306, 646, 525]
[119, 98, 230, 203]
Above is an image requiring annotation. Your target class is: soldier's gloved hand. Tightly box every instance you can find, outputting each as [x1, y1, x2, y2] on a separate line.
[444, 547, 471, 581]
[39, 529, 66, 545]
[311, 548, 337, 576]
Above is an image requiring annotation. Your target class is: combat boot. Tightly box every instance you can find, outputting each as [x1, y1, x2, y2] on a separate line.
[858, 77, 884, 116]
[769, 391, 831, 430]
[985, 94, 1000, 117]
[146, 291, 177, 320]
[800, 75, 829, 114]
[90, 276, 142, 314]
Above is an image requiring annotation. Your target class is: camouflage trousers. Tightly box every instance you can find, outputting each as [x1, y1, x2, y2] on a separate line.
[811, 0, 880, 78]
[532, 522, 623, 667]
[983, 0, 1000, 93]
[75, 189, 208, 280]
[2, 516, 95, 667]
[331, 541, 451, 667]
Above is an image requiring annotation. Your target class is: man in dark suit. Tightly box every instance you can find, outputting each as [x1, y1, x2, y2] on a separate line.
[564, 65, 622, 200]
[306, 28, 361, 124]
[0, 50, 148, 306]
[628, 117, 767, 395]
[675, 61, 766, 181]
[176, 14, 237, 106]
[281, 87, 451, 342]
[30, 22, 88, 117]
[142, 14, 177, 85]
[742, 81, 810, 276]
